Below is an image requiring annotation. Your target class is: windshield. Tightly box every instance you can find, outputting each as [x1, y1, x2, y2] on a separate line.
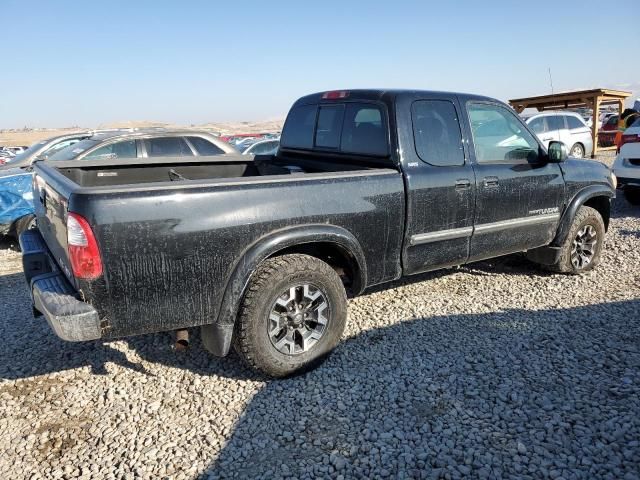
[48, 139, 99, 161]
[5, 140, 48, 164]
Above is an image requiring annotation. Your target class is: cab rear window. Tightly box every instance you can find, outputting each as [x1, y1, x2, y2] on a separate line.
[281, 102, 388, 156]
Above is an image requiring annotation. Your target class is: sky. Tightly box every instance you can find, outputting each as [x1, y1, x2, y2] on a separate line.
[1, 0, 638, 129]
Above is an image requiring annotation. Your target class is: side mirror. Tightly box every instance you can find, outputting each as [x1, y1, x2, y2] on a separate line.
[548, 141, 568, 162]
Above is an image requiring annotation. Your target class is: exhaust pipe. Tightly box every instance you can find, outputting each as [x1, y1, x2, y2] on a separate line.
[174, 329, 189, 351]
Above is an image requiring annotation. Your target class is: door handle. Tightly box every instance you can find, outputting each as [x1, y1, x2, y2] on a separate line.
[483, 176, 499, 188]
[542, 137, 553, 141]
[455, 179, 471, 190]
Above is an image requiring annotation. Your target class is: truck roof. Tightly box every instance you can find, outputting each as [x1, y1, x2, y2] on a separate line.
[292, 89, 498, 106]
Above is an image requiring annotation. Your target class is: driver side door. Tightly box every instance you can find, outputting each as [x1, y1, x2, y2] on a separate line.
[463, 102, 565, 262]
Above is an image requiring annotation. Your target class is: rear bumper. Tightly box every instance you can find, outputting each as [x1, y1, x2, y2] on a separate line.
[20, 229, 101, 342]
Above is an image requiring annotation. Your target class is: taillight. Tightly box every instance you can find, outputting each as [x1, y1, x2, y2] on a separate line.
[67, 212, 102, 280]
[322, 90, 349, 100]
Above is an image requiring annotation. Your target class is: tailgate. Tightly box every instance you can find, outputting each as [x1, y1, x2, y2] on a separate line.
[32, 169, 77, 287]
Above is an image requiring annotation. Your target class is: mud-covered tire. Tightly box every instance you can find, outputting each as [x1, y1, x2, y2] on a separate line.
[233, 254, 347, 378]
[10, 214, 36, 240]
[547, 206, 605, 274]
[624, 187, 640, 205]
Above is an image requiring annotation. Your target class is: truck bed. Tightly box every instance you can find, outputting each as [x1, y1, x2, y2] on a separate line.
[32, 155, 405, 339]
[50, 154, 385, 188]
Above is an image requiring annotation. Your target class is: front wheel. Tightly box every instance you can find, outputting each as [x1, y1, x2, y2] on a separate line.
[547, 206, 605, 274]
[234, 254, 347, 377]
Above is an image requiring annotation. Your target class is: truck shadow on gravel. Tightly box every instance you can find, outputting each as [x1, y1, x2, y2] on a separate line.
[197, 299, 640, 479]
[0, 256, 550, 382]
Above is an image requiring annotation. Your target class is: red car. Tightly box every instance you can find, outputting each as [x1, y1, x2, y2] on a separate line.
[598, 115, 619, 147]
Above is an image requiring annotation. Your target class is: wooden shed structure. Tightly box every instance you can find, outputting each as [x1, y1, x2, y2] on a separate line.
[509, 88, 632, 157]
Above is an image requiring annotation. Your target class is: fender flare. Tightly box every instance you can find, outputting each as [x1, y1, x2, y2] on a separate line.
[551, 185, 614, 246]
[202, 224, 367, 356]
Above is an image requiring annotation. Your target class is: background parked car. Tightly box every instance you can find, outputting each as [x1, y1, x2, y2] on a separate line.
[0, 168, 36, 238]
[241, 139, 280, 156]
[612, 116, 640, 205]
[5, 146, 28, 155]
[0, 132, 93, 170]
[0, 148, 16, 165]
[524, 112, 593, 158]
[600, 112, 618, 126]
[46, 129, 239, 162]
[0, 130, 238, 242]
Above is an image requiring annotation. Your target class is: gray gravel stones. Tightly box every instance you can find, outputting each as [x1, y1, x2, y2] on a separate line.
[1, 157, 639, 479]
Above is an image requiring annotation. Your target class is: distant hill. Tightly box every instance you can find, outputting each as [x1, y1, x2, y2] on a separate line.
[0, 119, 285, 147]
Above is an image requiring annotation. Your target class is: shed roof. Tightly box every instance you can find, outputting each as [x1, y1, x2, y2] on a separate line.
[510, 88, 632, 111]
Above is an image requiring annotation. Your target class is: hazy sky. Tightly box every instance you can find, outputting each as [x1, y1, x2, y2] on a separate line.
[1, 0, 638, 128]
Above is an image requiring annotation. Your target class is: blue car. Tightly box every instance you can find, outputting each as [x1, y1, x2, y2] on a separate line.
[0, 167, 35, 237]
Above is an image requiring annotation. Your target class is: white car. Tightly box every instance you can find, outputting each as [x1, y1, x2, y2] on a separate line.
[524, 112, 593, 158]
[612, 117, 640, 205]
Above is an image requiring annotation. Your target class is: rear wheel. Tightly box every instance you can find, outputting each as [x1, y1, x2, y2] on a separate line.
[547, 206, 604, 274]
[624, 187, 640, 205]
[570, 143, 585, 158]
[234, 254, 347, 377]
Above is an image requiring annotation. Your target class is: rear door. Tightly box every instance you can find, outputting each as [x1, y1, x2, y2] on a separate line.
[398, 94, 476, 274]
[565, 115, 591, 151]
[463, 102, 564, 262]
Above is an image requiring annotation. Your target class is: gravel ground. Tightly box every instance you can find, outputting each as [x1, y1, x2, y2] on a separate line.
[1, 158, 639, 479]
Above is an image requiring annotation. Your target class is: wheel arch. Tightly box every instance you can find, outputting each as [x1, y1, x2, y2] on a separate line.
[202, 224, 367, 357]
[552, 186, 613, 246]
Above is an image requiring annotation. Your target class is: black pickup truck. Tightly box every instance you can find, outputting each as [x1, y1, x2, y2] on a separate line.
[21, 89, 616, 377]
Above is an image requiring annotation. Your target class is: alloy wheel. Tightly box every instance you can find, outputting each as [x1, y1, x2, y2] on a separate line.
[268, 284, 330, 355]
[571, 224, 597, 269]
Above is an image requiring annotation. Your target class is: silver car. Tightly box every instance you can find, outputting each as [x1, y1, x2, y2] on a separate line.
[524, 112, 593, 158]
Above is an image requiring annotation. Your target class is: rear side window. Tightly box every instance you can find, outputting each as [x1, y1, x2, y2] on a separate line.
[566, 116, 585, 130]
[281, 105, 317, 149]
[186, 136, 224, 156]
[281, 102, 388, 156]
[411, 100, 464, 166]
[546, 115, 565, 131]
[144, 137, 193, 157]
[85, 140, 137, 160]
